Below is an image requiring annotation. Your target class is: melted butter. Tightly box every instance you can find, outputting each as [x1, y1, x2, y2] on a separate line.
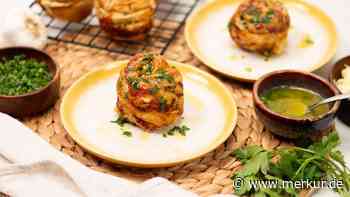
[298, 34, 314, 48]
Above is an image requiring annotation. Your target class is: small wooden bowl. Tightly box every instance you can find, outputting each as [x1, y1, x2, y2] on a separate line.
[253, 70, 340, 141]
[330, 56, 350, 126]
[0, 47, 60, 117]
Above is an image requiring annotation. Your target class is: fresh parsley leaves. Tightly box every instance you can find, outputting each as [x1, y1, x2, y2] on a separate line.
[111, 117, 132, 138]
[231, 132, 350, 196]
[247, 7, 275, 25]
[149, 86, 160, 95]
[159, 96, 167, 112]
[0, 55, 53, 96]
[122, 131, 132, 137]
[162, 125, 190, 138]
[140, 53, 154, 75]
[127, 77, 141, 90]
[110, 116, 128, 127]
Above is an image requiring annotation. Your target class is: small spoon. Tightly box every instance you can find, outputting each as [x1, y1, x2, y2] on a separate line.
[308, 93, 350, 113]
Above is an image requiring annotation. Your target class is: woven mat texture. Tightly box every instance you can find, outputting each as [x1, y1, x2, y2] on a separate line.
[21, 29, 296, 197]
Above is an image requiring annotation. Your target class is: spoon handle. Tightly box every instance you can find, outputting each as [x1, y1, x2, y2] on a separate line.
[320, 93, 350, 105]
[311, 93, 350, 110]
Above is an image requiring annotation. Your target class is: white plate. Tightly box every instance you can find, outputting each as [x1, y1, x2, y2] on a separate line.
[185, 0, 337, 82]
[60, 61, 237, 168]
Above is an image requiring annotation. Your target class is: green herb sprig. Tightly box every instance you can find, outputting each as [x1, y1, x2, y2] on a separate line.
[111, 117, 132, 137]
[162, 125, 190, 138]
[159, 96, 167, 112]
[127, 77, 141, 90]
[156, 69, 174, 83]
[0, 55, 53, 96]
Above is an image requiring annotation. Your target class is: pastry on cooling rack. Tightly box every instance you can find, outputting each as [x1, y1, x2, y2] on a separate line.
[37, 0, 93, 22]
[228, 0, 290, 56]
[116, 53, 184, 131]
[95, 0, 156, 40]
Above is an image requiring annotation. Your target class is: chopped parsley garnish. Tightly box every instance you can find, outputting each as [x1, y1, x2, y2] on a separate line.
[244, 67, 253, 72]
[124, 92, 129, 99]
[162, 125, 190, 137]
[111, 117, 133, 137]
[305, 37, 314, 45]
[231, 132, 350, 196]
[127, 77, 141, 90]
[159, 96, 167, 112]
[142, 53, 154, 63]
[299, 35, 315, 48]
[0, 55, 53, 96]
[122, 131, 132, 137]
[149, 86, 160, 95]
[247, 7, 275, 25]
[111, 116, 128, 127]
[261, 10, 275, 24]
[156, 69, 174, 83]
[246, 6, 260, 17]
[140, 53, 154, 75]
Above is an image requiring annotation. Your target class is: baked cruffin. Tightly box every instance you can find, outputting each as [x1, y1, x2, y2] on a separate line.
[95, 0, 156, 40]
[116, 53, 184, 131]
[228, 0, 290, 56]
[37, 0, 93, 22]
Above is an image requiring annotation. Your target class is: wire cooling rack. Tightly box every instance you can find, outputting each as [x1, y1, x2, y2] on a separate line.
[30, 0, 200, 55]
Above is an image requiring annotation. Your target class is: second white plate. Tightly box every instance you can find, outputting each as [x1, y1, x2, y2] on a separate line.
[185, 0, 337, 82]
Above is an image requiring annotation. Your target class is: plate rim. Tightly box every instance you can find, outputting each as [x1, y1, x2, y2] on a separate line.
[60, 60, 238, 168]
[185, 0, 338, 83]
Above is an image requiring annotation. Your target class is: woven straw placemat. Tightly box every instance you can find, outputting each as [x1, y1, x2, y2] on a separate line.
[21, 29, 295, 197]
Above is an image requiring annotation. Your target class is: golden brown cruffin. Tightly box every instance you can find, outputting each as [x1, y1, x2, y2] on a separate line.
[37, 0, 93, 22]
[95, 0, 156, 40]
[116, 53, 184, 131]
[229, 0, 290, 56]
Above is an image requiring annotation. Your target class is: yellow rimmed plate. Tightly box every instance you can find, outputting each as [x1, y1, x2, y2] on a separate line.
[60, 61, 237, 168]
[185, 0, 337, 82]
